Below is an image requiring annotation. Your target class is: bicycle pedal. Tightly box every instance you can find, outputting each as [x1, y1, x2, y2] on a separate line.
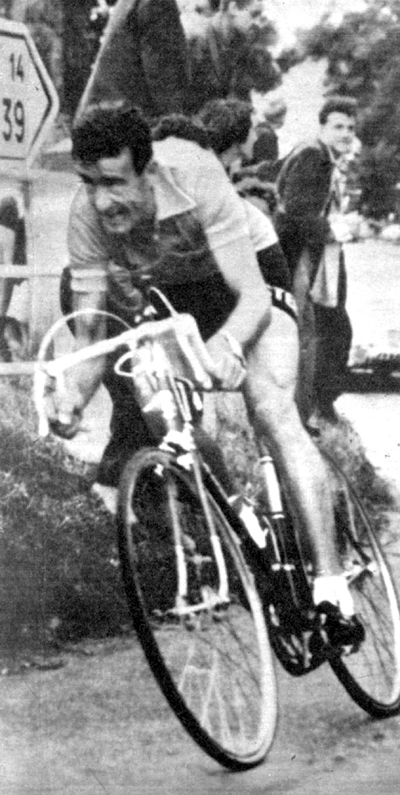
[317, 601, 365, 653]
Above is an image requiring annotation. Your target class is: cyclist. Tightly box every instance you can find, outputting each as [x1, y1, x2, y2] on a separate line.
[53, 100, 355, 623]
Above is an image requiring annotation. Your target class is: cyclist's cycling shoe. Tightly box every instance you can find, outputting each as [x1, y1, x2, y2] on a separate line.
[317, 601, 365, 653]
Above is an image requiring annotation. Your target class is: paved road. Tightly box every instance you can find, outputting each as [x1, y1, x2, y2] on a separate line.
[338, 239, 400, 492]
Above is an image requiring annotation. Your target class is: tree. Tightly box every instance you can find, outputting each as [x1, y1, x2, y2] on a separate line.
[301, 1, 400, 216]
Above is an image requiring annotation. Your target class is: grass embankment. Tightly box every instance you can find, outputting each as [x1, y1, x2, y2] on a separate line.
[0, 382, 397, 666]
[0, 379, 130, 665]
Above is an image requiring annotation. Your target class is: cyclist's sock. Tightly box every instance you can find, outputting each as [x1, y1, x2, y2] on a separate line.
[313, 574, 355, 618]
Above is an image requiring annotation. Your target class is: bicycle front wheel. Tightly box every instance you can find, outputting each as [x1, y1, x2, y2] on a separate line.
[117, 447, 277, 771]
[327, 457, 400, 717]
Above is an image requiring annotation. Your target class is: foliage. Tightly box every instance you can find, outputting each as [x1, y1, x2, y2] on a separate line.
[0, 379, 129, 663]
[301, 1, 400, 217]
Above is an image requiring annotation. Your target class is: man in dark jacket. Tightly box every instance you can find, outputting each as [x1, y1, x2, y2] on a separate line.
[276, 95, 357, 423]
[76, 0, 189, 120]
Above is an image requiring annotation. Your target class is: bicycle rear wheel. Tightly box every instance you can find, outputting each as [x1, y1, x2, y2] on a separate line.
[117, 447, 277, 770]
[326, 457, 400, 717]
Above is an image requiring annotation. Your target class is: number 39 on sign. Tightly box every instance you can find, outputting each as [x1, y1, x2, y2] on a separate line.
[0, 19, 59, 166]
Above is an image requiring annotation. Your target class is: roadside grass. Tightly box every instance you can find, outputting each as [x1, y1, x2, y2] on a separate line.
[0, 381, 397, 666]
[0, 379, 130, 666]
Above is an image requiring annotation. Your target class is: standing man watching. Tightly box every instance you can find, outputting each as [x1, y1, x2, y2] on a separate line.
[53, 100, 358, 627]
[276, 95, 357, 423]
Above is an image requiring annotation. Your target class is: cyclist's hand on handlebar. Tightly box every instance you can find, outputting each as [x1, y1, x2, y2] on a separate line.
[46, 388, 84, 440]
[49, 408, 83, 440]
[206, 332, 246, 390]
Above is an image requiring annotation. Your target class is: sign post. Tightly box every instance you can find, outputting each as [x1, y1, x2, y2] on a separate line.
[0, 17, 59, 166]
[0, 18, 60, 374]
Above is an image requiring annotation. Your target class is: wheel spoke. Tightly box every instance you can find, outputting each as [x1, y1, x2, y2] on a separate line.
[327, 461, 400, 715]
[117, 449, 277, 769]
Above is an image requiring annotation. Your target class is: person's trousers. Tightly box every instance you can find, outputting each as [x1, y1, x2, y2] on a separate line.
[313, 248, 352, 412]
[313, 303, 352, 410]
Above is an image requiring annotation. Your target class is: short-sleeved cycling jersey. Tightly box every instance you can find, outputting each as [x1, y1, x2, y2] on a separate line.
[68, 137, 251, 327]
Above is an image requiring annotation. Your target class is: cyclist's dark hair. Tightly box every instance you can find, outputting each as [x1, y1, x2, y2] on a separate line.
[72, 100, 153, 175]
[319, 95, 358, 126]
[151, 114, 210, 150]
[198, 98, 252, 154]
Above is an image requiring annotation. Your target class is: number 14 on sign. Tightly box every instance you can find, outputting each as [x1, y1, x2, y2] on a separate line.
[3, 52, 25, 146]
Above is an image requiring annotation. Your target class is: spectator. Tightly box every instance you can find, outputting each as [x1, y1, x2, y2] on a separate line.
[247, 94, 288, 181]
[276, 95, 358, 423]
[77, 0, 281, 124]
[76, 0, 189, 120]
[196, 97, 290, 289]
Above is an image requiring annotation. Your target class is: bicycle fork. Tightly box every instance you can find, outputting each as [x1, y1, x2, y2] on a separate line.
[163, 432, 230, 617]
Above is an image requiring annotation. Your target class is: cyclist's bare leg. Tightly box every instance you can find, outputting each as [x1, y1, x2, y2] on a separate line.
[243, 306, 343, 581]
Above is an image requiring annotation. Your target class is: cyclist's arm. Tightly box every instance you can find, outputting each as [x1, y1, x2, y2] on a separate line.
[205, 234, 271, 389]
[69, 289, 108, 408]
[49, 289, 107, 438]
[52, 191, 110, 431]
[209, 234, 271, 349]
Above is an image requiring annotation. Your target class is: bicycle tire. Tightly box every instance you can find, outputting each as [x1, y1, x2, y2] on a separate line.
[325, 455, 400, 717]
[117, 447, 277, 771]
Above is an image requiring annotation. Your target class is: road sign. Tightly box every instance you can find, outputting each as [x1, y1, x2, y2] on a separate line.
[0, 18, 59, 166]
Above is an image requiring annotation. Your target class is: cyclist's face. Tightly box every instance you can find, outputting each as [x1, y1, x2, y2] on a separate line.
[320, 112, 356, 156]
[76, 147, 155, 236]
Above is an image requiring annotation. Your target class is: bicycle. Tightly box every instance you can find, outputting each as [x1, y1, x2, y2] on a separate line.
[34, 301, 400, 772]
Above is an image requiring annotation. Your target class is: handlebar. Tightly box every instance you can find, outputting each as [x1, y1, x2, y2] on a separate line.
[38, 313, 218, 385]
[34, 311, 221, 437]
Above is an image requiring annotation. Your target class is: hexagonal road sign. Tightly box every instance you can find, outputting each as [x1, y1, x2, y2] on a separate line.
[0, 18, 59, 166]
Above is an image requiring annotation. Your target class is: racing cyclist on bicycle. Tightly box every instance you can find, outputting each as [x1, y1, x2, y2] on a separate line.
[53, 100, 356, 625]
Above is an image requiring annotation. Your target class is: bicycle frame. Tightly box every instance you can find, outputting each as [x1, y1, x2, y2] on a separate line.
[34, 310, 235, 615]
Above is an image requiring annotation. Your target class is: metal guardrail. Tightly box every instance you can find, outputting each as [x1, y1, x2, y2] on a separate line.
[0, 266, 58, 277]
